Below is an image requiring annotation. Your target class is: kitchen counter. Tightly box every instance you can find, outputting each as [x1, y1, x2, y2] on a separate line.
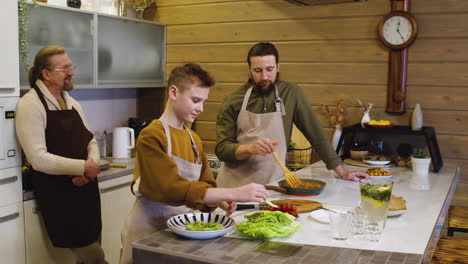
[132, 162, 459, 264]
[23, 158, 135, 201]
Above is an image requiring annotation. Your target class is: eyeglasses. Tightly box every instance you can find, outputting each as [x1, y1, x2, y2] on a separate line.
[48, 65, 77, 73]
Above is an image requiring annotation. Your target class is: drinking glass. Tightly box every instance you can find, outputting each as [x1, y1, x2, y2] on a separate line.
[329, 211, 353, 240]
[359, 178, 393, 242]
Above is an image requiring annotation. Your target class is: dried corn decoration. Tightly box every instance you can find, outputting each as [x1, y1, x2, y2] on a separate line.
[320, 99, 346, 127]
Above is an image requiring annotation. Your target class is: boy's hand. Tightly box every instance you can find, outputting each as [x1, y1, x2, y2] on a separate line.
[218, 201, 237, 216]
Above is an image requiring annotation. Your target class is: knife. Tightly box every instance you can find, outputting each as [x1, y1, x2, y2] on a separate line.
[236, 204, 260, 210]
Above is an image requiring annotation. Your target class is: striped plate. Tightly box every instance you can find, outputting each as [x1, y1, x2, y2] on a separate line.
[166, 213, 235, 239]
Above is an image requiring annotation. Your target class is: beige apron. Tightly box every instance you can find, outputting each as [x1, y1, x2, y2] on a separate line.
[121, 117, 202, 264]
[217, 85, 287, 188]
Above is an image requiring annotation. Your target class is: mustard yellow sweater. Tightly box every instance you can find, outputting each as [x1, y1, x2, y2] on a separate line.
[135, 120, 216, 210]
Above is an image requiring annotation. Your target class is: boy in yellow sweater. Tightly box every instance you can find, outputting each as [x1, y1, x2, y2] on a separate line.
[121, 63, 268, 264]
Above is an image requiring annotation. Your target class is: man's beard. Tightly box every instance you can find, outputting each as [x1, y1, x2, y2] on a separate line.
[63, 80, 74, 92]
[255, 80, 275, 94]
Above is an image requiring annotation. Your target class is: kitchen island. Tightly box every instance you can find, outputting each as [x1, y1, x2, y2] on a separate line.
[132, 162, 459, 264]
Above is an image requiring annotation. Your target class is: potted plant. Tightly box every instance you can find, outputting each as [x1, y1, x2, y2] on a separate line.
[410, 148, 431, 190]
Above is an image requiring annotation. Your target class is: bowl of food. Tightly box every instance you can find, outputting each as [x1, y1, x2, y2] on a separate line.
[364, 120, 395, 129]
[166, 213, 235, 239]
[277, 179, 326, 196]
[362, 167, 392, 179]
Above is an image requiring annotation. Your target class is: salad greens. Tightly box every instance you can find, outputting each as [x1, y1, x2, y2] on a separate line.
[236, 211, 301, 239]
[360, 183, 392, 202]
[185, 221, 223, 231]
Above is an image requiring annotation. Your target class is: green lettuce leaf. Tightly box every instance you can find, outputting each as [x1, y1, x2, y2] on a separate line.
[185, 221, 223, 231]
[236, 211, 301, 238]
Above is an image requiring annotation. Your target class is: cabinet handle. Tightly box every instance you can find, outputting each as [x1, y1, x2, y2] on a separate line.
[0, 175, 18, 185]
[0, 211, 19, 223]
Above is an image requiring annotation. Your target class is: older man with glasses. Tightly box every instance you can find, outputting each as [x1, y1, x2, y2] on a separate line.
[16, 46, 108, 264]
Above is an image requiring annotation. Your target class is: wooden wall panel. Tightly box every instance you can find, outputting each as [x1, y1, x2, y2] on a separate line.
[167, 17, 381, 44]
[156, 0, 383, 24]
[168, 62, 387, 84]
[167, 40, 387, 63]
[205, 83, 468, 111]
[148, 0, 468, 174]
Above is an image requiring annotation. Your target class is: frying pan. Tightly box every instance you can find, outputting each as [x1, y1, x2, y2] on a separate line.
[265, 179, 326, 196]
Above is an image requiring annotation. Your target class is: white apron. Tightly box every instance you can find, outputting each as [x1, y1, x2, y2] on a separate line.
[217, 85, 287, 188]
[121, 117, 202, 264]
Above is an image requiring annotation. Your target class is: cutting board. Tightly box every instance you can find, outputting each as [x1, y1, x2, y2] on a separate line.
[269, 199, 322, 213]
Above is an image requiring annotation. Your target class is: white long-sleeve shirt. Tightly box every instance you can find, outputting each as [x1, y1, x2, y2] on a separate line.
[15, 79, 99, 176]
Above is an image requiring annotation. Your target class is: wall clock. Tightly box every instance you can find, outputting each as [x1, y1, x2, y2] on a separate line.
[378, 11, 418, 50]
[378, 0, 418, 114]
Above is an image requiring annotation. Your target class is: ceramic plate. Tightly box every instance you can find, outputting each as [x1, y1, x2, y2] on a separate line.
[309, 209, 330, 224]
[98, 159, 110, 170]
[362, 159, 391, 166]
[387, 209, 407, 217]
[167, 213, 235, 240]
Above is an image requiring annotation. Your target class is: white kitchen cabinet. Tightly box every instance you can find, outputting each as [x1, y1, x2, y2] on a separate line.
[19, 4, 95, 89]
[20, 2, 166, 89]
[0, 202, 26, 264]
[100, 174, 135, 264]
[0, 0, 20, 96]
[23, 199, 75, 264]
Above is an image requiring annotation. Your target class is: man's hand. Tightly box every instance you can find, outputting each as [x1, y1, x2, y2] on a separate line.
[84, 157, 100, 181]
[334, 164, 369, 181]
[72, 176, 89, 187]
[235, 138, 279, 160]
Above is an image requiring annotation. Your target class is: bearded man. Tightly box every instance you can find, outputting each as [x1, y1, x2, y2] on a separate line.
[215, 42, 367, 187]
[16, 46, 107, 264]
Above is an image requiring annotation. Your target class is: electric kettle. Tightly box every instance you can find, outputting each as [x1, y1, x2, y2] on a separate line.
[112, 127, 135, 159]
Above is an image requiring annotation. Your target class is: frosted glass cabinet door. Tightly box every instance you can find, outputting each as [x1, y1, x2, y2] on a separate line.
[19, 4, 94, 88]
[97, 15, 166, 87]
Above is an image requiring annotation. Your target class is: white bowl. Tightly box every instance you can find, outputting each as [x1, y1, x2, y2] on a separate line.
[370, 175, 393, 180]
[166, 213, 235, 240]
[362, 159, 391, 166]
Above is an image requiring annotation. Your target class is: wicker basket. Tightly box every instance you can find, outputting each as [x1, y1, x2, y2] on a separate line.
[286, 147, 313, 171]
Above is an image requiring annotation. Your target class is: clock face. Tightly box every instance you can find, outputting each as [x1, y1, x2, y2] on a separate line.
[382, 16, 413, 45]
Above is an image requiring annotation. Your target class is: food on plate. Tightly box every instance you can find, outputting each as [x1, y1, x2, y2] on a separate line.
[362, 167, 391, 176]
[236, 211, 301, 239]
[265, 199, 322, 213]
[389, 195, 407, 211]
[368, 119, 392, 126]
[364, 154, 389, 161]
[185, 221, 223, 231]
[261, 202, 298, 217]
[284, 182, 322, 189]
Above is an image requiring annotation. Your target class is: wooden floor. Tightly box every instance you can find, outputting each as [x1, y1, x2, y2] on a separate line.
[448, 183, 468, 239]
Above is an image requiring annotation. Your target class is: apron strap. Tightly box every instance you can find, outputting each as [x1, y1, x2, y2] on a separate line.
[159, 116, 201, 163]
[240, 86, 253, 111]
[274, 84, 286, 116]
[33, 85, 51, 113]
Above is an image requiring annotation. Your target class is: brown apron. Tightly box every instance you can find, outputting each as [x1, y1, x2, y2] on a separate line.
[217, 85, 287, 188]
[31, 85, 101, 248]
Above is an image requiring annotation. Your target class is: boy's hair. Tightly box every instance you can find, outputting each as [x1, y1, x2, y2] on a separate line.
[247, 42, 279, 66]
[167, 63, 216, 93]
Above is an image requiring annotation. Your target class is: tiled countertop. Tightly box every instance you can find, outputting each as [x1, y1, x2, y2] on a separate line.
[23, 158, 135, 201]
[133, 162, 459, 264]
